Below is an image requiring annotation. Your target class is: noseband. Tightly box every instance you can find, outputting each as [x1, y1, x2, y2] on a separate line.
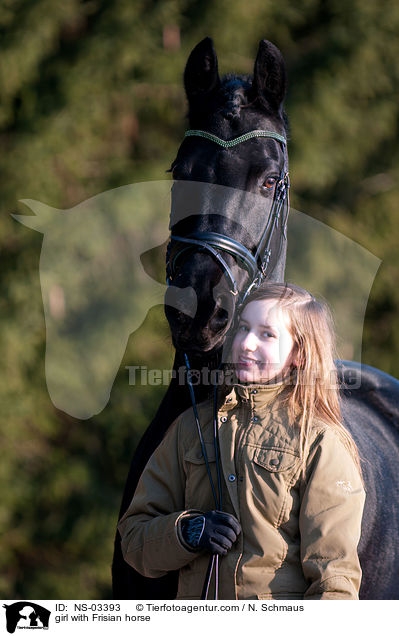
[166, 128, 290, 304]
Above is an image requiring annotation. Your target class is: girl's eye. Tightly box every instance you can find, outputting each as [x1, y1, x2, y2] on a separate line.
[262, 331, 276, 339]
[262, 177, 277, 190]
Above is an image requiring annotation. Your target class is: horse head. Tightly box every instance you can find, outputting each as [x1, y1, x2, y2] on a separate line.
[164, 37, 289, 355]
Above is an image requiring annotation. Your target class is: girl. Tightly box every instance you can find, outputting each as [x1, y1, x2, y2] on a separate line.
[118, 282, 365, 600]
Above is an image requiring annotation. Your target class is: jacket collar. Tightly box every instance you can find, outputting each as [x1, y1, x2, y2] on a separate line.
[219, 380, 287, 412]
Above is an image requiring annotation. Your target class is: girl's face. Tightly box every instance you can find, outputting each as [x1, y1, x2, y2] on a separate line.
[232, 299, 296, 384]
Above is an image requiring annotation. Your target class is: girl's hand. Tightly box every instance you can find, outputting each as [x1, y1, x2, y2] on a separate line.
[181, 511, 241, 555]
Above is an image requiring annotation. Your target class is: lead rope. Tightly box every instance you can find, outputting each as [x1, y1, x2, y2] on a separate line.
[184, 354, 223, 600]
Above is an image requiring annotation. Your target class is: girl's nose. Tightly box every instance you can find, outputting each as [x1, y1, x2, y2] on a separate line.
[241, 332, 257, 351]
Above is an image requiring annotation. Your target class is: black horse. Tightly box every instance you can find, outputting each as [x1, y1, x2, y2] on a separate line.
[112, 38, 399, 600]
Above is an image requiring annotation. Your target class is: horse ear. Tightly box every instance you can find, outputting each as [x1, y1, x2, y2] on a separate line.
[251, 40, 287, 114]
[184, 37, 221, 103]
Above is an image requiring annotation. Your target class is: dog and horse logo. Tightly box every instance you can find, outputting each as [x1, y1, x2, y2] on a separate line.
[2, 602, 51, 633]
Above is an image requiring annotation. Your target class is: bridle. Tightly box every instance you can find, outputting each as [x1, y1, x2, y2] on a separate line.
[166, 128, 290, 600]
[166, 128, 290, 305]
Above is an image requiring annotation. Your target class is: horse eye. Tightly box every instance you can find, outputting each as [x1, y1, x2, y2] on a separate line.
[263, 177, 276, 190]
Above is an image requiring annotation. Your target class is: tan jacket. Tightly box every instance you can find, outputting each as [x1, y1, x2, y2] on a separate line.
[119, 382, 365, 600]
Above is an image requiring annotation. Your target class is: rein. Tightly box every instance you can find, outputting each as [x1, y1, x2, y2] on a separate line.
[169, 128, 290, 599]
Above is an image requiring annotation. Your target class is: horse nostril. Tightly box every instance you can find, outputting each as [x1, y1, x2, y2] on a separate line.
[216, 307, 227, 320]
[209, 305, 229, 332]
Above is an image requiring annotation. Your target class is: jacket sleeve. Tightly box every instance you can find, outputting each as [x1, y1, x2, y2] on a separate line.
[299, 427, 365, 600]
[118, 416, 201, 578]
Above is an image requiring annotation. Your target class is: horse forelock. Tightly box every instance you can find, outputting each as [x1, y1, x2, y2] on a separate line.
[214, 73, 289, 134]
[219, 74, 252, 120]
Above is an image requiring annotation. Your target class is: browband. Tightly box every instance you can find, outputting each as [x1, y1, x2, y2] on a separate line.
[184, 129, 286, 149]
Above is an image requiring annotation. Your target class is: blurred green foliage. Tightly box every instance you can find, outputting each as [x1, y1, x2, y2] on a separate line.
[1, 0, 398, 599]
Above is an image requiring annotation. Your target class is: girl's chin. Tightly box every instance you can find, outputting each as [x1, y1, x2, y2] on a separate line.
[236, 369, 263, 383]
[235, 365, 283, 384]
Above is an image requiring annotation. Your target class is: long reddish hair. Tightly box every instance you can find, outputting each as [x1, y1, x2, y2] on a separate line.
[238, 282, 362, 475]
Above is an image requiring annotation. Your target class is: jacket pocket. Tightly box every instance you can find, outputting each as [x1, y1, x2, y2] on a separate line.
[249, 445, 300, 530]
[253, 446, 299, 473]
[183, 443, 218, 510]
[184, 442, 217, 464]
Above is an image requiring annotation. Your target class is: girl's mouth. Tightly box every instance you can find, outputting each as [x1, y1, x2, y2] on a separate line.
[237, 357, 260, 367]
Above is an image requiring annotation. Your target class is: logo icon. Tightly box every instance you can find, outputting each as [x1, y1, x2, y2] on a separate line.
[3, 603, 50, 633]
